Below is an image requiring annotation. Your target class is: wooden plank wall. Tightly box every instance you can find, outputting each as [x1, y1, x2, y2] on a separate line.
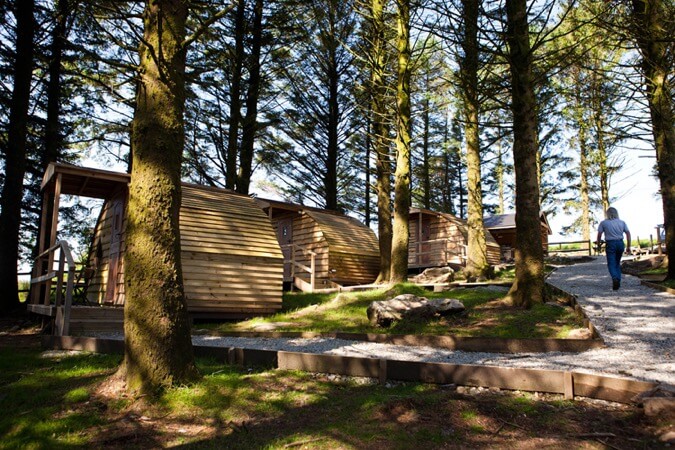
[329, 252, 379, 285]
[269, 210, 380, 287]
[289, 213, 331, 286]
[87, 198, 126, 306]
[409, 213, 501, 267]
[180, 186, 284, 316]
[306, 211, 379, 285]
[488, 226, 550, 255]
[87, 202, 110, 305]
[88, 185, 284, 317]
[409, 214, 465, 266]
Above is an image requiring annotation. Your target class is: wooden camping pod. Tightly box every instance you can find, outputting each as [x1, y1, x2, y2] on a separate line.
[88, 183, 284, 318]
[256, 199, 380, 288]
[409, 208, 501, 268]
[484, 212, 552, 260]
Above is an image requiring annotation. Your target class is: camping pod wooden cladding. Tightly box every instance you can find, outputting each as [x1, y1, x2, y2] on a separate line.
[409, 209, 501, 268]
[484, 213, 552, 259]
[305, 210, 379, 285]
[87, 192, 126, 306]
[88, 184, 284, 317]
[260, 200, 380, 286]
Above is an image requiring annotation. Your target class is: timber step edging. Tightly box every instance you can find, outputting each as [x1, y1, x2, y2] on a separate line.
[640, 279, 675, 296]
[193, 330, 605, 353]
[192, 280, 605, 355]
[42, 335, 657, 405]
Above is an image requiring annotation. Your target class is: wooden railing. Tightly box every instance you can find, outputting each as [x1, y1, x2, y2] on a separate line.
[30, 240, 76, 336]
[546, 240, 593, 256]
[282, 244, 316, 292]
[409, 238, 466, 267]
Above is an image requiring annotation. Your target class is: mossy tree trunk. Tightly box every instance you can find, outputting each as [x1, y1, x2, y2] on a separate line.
[576, 82, 592, 242]
[461, 0, 489, 280]
[237, 0, 264, 195]
[122, 0, 199, 394]
[390, 0, 412, 284]
[44, 0, 70, 167]
[371, 0, 392, 283]
[325, 4, 340, 212]
[0, 0, 36, 314]
[504, 0, 545, 308]
[631, 0, 675, 279]
[226, 0, 246, 190]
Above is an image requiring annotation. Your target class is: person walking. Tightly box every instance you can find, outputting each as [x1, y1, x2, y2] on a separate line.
[596, 207, 631, 290]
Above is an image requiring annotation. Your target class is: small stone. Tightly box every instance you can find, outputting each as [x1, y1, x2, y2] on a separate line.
[660, 431, 675, 443]
[644, 397, 675, 418]
[567, 328, 593, 339]
[366, 295, 465, 327]
[411, 267, 455, 284]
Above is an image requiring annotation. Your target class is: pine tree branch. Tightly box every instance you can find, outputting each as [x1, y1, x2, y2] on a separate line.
[182, 3, 237, 50]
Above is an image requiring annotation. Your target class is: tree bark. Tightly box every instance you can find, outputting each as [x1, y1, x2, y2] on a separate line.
[631, 0, 675, 279]
[575, 74, 592, 242]
[44, 0, 71, 166]
[504, 0, 545, 308]
[371, 0, 392, 283]
[123, 0, 198, 393]
[34, 0, 71, 264]
[237, 0, 264, 195]
[325, 5, 340, 211]
[421, 91, 431, 209]
[496, 142, 505, 214]
[461, 0, 489, 279]
[0, 0, 36, 314]
[390, 0, 412, 283]
[591, 70, 611, 212]
[365, 115, 372, 226]
[226, 0, 246, 189]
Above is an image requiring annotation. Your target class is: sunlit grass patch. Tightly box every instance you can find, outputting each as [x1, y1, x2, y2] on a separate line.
[0, 348, 119, 449]
[195, 282, 583, 339]
[0, 349, 658, 449]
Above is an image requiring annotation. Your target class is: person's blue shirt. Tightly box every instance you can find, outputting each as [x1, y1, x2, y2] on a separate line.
[598, 218, 629, 241]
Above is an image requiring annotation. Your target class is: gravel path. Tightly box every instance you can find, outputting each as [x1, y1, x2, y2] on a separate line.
[189, 258, 674, 385]
[90, 258, 674, 385]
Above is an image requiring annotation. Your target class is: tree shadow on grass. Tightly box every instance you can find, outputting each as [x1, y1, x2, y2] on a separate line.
[0, 350, 663, 449]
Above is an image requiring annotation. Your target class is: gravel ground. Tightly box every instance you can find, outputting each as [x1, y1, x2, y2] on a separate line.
[98, 258, 675, 385]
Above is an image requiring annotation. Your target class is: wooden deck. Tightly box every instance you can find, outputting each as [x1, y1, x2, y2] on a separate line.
[28, 304, 123, 335]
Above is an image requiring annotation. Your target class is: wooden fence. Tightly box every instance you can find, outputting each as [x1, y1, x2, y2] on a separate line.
[546, 240, 593, 256]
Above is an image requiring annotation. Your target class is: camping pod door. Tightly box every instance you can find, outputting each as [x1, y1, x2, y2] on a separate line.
[104, 196, 124, 305]
[277, 218, 293, 281]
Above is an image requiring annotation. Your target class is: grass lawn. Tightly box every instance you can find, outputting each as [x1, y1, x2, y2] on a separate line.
[0, 345, 667, 449]
[195, 283, 586, 339]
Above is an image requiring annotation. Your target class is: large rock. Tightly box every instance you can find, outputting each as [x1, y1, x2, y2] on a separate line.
[411, 267, 455, 284]
[367, 294, 465, 327]
[427, 298, 466, 316]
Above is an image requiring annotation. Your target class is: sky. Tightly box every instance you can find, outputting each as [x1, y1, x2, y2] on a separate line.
[547, 142, 664, 245]
[85, 139, 665, 247]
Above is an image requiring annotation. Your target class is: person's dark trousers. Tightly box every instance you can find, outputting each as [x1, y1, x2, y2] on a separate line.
[605, 239, 625, 289]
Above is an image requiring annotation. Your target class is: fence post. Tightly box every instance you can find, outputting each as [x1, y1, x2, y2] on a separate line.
[55, 251, 65, 308]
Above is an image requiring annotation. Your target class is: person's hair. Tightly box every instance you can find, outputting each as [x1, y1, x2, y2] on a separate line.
[606, 207, 620, 220]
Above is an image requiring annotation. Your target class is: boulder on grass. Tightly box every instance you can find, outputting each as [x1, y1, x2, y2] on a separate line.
[367, 294, 465, 327]
[411, 267, 455, 284]
[427, 298, 465, 316]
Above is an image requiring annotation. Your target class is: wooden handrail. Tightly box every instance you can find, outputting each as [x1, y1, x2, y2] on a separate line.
[30, 240, 76, 336]
[411, 238, 465, 266]
[281, 243, 316, 292]
[546, 240, 592, 256]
